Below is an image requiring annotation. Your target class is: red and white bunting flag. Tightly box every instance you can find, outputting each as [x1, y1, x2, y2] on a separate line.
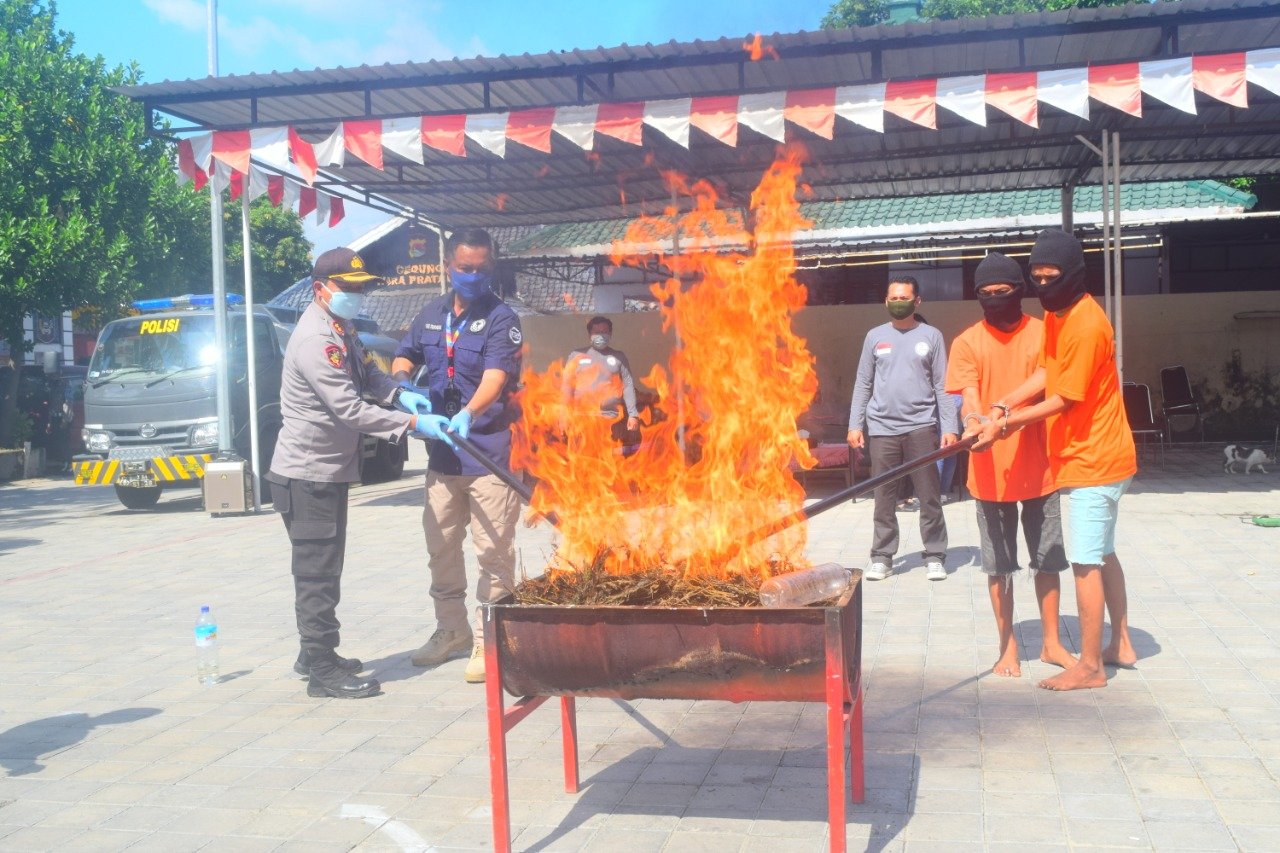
[175, 139, 207, 189]
[343, 120, 384, 170]
[1193, 53, 1247, 108]
[1037, 67, 1089, 119]
[738, 90, 786, 141]
[507, 108, 556, 153]
[329, 196, 345, 227]
[690, 95, 739, 146]
[209, 159, 235, 194]
[935, 75, 986, 127]
[186, 131, 213, 172]
[246, 166, 270, 202]
[1089, 63, 1142, 117]
[643, 98, 692, 148]
[228, 170, 244, 201]
[313, 126, 345, 168]
[465, 112, 510, 158]
[834, 83, 885, 133]
[382, 116, 424, 164]
[785, 88, 836, 139]
[986, 72, 1038, 127]
[1139, 58, 1196, 114]
[249, 127, 290, 172]
[1246, 47, 1280, 98]
[596, 102, 645, 146]
[288, 127, 318, 184]
[267, 175, 285, 206]
[884, 79, 937, 129]
[553, 104, 599, 150]
[282, 178, 300, 210]
[211, 130, 251, 175]
[315, 192, 331, 225]
[298, 186, 317, 219]
[422, 115, 467, 156]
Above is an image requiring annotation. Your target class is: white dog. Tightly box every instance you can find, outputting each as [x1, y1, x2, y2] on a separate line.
[1224, 444, 1274, 474]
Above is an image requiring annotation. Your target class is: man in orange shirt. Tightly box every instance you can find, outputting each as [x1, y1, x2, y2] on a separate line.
[947, 253, 1074, 678]
[969, 230, 1137, 691]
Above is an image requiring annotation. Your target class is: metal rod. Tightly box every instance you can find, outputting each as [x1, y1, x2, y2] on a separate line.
[1100, 131, 1112, 323]
[207, 0, 232, 457]
[240, 190, 261, 511]
[1112, 130, 1125, 385]
[449, 433, 561, 527]
[741, 437, 978, 550]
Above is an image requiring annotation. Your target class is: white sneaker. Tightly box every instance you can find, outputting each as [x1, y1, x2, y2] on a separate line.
[864, 561, 890, 581]
[926, 559, 947, 581]
[463, 644, 486, 683]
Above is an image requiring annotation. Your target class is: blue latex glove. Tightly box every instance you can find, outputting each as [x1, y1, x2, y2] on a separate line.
[396, 381, 432, 415]
[447, 408, 473, 440]
[414, 413, 454, 446]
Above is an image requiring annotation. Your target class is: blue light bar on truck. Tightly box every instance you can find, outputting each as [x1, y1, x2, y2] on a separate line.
[132, 293, 246, 312]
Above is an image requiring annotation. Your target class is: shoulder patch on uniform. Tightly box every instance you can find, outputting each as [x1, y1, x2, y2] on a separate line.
[509, 326, 523, 345]
[469, 318, 487, 333]
[324, 344, 345, 368]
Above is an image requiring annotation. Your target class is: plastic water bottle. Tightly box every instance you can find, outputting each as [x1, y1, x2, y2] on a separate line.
[759, 564, 853, 608]
[195, 605, 219, 685]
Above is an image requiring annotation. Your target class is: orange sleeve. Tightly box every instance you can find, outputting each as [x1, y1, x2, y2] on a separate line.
[945, 332, 979, 395]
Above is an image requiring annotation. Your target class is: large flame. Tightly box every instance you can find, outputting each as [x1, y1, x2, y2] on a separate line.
[512, 148, 818, 579]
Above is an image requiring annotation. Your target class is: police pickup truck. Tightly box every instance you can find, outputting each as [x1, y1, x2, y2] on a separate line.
[73, 294, 406, 509]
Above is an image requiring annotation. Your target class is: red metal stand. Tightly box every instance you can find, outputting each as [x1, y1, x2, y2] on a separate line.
[484, 608, 863, 853]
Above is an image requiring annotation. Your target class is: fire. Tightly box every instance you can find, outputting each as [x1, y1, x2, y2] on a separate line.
[743, 33, 780, 62]
[512, 148, 817, 579]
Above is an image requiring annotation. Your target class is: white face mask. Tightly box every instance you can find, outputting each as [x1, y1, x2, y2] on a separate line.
[590, 333, 610, 350]
[324, 286, 365, 320]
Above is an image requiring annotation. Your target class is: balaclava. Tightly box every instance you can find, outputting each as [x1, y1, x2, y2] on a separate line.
[973, 252, 1025, 328]
[1027, 229, 1087, 313]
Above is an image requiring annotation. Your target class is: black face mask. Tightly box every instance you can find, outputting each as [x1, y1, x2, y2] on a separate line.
[977, 289, 1023, 328]
[1028, 229, 1087, 312]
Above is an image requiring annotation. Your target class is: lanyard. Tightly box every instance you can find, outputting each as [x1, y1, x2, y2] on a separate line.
[444, 310, 465, 386]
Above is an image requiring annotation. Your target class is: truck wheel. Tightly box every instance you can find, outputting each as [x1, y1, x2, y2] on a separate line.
[115, 485, 162, 509]
[360, 440, 406, 484]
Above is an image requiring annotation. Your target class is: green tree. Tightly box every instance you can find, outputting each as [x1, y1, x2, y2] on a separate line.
[822, 0, 1142, 28]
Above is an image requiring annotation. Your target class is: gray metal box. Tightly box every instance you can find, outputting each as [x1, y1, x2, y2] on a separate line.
[203, 457, 252, 514]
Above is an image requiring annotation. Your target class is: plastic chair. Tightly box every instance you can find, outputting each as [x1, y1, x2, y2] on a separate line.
[1159, 365, 1204, 442]
[1123, 382, 1165, 468]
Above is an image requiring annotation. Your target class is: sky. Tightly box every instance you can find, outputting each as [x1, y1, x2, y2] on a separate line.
[56, 0, 835, 250]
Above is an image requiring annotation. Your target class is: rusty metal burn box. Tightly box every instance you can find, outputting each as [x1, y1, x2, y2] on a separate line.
[483, 573, 865, 853]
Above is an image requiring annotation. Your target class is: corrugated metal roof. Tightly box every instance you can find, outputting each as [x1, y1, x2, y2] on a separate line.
[121, 0, 1280, 230]
[503, 180, 1257, 258]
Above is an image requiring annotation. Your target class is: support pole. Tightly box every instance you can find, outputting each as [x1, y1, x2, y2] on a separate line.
[1111, 131, 1124, 384]
[1100, 131, 1112, 324]
[240, 191, 262, 511]
[207, 0, 232, 456]
[671, 186, 685, 456]
[1060, 184, 1074, 234]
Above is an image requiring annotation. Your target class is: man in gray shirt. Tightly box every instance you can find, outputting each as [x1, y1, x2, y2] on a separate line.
[847, 275, 959, 581]
[561, 316, 640, 451]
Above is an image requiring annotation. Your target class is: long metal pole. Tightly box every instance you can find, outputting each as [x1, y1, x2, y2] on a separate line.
[241, 191, 262, 511]
[1112, 131, 1125, 384]
[1100, 131, 1112, 323]
[207, 0, 232, 455]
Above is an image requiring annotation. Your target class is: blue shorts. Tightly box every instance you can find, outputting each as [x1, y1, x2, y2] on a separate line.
[1062, 477, 1131, 566]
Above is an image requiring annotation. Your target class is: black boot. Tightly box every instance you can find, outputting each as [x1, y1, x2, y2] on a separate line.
[294, 648, 363, 678]
[306, 657, 380, 699]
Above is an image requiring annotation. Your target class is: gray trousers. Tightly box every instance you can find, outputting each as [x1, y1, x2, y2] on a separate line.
[869, 426, 948, 562]
[267, 475, 349, 654]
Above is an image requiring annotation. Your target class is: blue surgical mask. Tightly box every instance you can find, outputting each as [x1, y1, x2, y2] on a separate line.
[325, 287, 365, 320]
[450, 269, 492, 301]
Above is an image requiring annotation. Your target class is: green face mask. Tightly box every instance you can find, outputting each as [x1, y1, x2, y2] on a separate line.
[886, 299, 916, 320]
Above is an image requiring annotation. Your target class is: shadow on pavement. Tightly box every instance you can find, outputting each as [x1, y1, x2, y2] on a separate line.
[0, 707, 161, 776]
[0, 537, 42, 556]
[1013, 615, 1162, 666]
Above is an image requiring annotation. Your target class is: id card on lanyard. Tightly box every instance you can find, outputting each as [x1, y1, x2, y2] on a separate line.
[442, 311, 465, 416]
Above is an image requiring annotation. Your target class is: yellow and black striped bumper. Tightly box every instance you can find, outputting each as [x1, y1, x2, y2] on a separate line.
[73, 454, 213, 486]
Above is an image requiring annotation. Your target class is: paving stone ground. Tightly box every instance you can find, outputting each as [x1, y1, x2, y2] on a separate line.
[0, 443, 1277, 851]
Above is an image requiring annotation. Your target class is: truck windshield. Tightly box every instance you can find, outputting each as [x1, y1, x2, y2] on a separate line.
[88, 316, 218, 380]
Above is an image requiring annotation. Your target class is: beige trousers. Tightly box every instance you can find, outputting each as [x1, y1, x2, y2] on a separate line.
[423, 470, 521, 637]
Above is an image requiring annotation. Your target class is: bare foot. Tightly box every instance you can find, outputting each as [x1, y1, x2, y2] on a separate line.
[992, 647, 1021, 677]
[1039, 645, 1078, 669]
[1102, 641, 1137, 668]
[1038, 661, 1106, 691]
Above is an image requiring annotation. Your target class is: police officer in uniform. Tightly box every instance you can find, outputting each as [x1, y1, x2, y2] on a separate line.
[390, 227, 523, 684]
[267, 248, 438, 699]
[561, 315, 640, 452]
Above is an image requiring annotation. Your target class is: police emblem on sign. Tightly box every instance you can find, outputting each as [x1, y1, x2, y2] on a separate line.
[325, 344, 345, 368]
[509, 327, 522, 345]
[469, 318, 487, 333]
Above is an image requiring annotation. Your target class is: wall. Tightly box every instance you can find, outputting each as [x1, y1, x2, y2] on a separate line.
[519, 289, 1280, 432]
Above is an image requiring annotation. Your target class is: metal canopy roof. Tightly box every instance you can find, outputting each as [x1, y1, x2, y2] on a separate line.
[121, 0, 1280, 230]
